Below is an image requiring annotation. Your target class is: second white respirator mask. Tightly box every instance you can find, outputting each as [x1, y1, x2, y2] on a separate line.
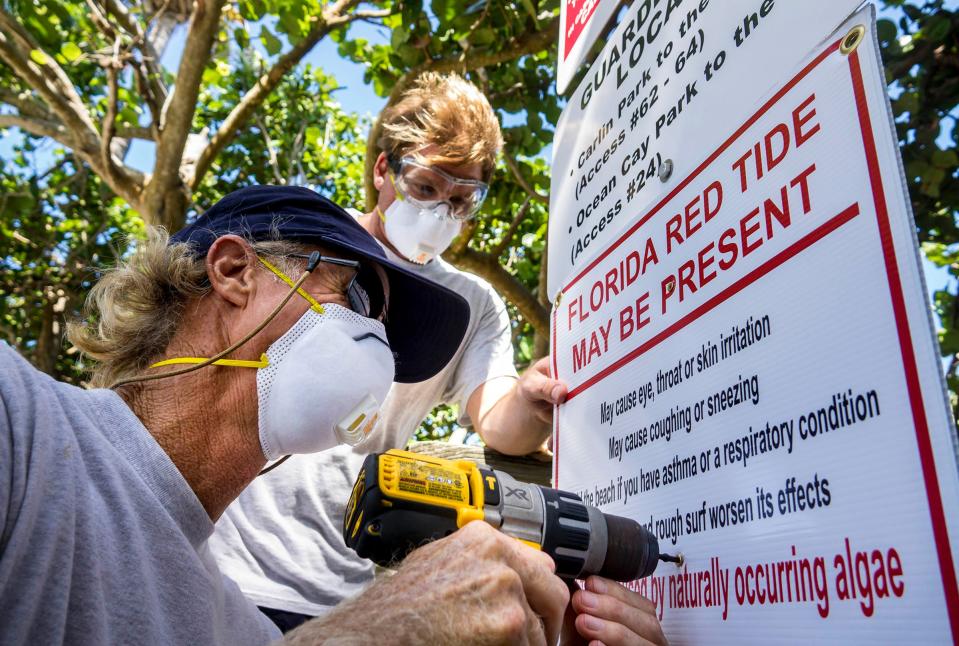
[382, 199, 461, 265]
[257, 303, 395, 461]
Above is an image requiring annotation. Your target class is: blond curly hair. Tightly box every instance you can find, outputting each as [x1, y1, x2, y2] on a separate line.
[377, 72, 503, 181]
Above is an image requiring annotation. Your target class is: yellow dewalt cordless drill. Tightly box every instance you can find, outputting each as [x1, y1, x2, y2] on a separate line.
[344, 449, 680, 581]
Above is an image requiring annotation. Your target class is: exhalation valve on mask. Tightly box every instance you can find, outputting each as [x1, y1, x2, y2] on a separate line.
[335, 394, 381, 445]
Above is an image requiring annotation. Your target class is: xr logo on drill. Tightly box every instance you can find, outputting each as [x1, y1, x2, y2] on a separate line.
[505, 486, 530, 502]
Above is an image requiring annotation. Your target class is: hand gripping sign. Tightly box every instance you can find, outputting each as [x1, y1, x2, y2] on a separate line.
[551, 8, 959, 642]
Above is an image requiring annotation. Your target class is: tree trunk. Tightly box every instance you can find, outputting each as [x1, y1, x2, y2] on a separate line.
[140, 182, 190, 232]
[35, 298, 59, 377]
[533, 240, 551, 360]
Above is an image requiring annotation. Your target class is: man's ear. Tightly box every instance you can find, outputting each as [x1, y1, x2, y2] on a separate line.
[206, 235, 258, 308]
[372, 152, 389, 191]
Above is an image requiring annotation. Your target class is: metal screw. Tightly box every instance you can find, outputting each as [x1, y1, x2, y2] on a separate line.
[658, 159, 674, 182]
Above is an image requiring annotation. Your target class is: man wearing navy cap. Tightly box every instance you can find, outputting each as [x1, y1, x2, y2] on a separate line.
[210, 74, 667, 646]
[0, 185, 574, 644]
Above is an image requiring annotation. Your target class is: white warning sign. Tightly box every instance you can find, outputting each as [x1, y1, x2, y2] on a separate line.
[547, 0, 863, 298]
[551, 9, 959, 641]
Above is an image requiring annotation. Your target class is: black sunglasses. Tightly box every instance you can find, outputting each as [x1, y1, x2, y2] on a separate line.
[287, 253, 386, 320]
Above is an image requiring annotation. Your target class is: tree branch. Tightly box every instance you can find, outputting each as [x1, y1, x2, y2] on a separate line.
[115, 125, 156, 140]
[532, 238, 550, 359]
[98, 0, 169, 108]
[255, 113, 285, 184]
[286, 121, 307, 184]
[0, 10, 102, 150]
[189, 0, 365, 189]
[141, 0, 226, 229]
[0, 113, 74, 146]
[350, 8, 392, 21]
[0, 8, 143, 206]
[443, 245, 550, 335]
[390, 15, 558, 104]
[492, 197, 531, 258]
[503, 151, 548, 204]
[100, 55, 124, 191]
[0, 86, 53, 120]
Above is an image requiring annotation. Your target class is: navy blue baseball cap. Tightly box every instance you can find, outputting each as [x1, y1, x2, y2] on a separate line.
[170, 185, 470, 383]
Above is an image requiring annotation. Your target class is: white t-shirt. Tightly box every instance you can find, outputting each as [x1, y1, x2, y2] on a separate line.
[209, 250, 519, 615]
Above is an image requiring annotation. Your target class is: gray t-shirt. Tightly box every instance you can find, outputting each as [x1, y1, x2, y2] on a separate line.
[0, 343, 280, 645]
[210, 252, 519, 615]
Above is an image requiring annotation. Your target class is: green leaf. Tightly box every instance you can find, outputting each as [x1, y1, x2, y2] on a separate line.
[202, 66, 222, 86]
[920, 167, 946, 197]
[931, 149, 959, 169]
[29, 49, 48, 66]
[519, 0, 538, 24]
[391, 25, 410, 49]
[894, 90, 920, 115]
[923, 15, 951, 42]
[397, 44, 420, 66]
[876, 19, 898, 45]
[61, 42, 82, 62]
[431, 0, 457, 23]
[278, 10, 305, 42]
[261, 27, 282, 56]
[235, 28, 250, 50]
[305, 125, 323, 147]
[470, 28, 495, 46]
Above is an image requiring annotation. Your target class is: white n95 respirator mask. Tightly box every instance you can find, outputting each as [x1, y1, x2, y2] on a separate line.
[382, 199, 461, 265]
[257, 303, 395, 460]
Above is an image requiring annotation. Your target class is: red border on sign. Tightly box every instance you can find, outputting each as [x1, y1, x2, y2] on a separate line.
[848, 48, 959, 640]
[552, 301, 560, 485]
[551, 41, 959, 637]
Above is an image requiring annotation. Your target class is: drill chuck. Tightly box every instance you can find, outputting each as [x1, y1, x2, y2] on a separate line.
[344, 450, 663, 582]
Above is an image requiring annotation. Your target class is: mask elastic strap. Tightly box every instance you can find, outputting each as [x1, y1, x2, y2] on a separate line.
[108, 251, 322, 390]
[387, 172, 404, 202]
[150, 355, 269, 369]
[259, 454, 292, 476]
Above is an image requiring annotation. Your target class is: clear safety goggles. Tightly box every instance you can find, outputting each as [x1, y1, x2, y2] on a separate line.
[389, 156, 489, 221]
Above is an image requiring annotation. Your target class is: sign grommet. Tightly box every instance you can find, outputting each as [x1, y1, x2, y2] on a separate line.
[841, 25, 866, 55]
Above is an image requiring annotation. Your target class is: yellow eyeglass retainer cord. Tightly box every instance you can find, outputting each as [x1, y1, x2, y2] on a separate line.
[108, 252, 321, 390]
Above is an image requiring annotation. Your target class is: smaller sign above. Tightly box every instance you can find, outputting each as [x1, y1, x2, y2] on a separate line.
[558, 0, 622, 95]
